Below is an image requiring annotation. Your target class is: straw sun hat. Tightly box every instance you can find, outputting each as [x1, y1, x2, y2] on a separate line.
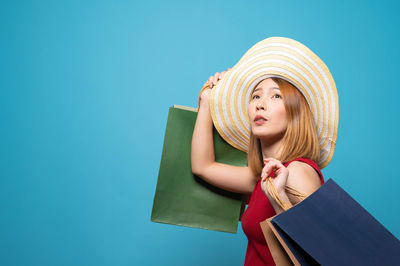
[199, 37, 339, 169]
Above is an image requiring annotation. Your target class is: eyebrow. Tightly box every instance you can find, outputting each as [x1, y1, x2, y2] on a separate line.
[252, 87, 280, 94]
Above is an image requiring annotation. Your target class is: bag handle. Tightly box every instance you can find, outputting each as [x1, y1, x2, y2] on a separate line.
[265, 177, 307, 211]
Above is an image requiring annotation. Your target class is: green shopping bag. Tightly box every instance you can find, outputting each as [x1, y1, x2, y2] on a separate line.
[151, 105, 247, 233]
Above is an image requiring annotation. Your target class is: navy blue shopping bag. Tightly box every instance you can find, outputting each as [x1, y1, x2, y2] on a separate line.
[265, 179, 400, 266]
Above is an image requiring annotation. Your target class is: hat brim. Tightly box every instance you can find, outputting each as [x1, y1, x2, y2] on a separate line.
[209, 37, 339, 169]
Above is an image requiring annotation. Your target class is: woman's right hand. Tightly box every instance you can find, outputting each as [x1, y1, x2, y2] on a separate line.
[200, 68, 231, 104]
[206, 68, 230, 89]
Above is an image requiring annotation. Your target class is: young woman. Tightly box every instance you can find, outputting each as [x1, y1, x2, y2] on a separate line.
[191, 37, 338, 265]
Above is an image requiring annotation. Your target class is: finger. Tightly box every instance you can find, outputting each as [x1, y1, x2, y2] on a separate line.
[261, 173, 267, 181]
[261, 178, 271, 196]
[262, 162, 272, 179]
[263, 158, 271, 168]
[220, 71, 226, 79]
[264, 159, 280, 167]
[261, 168, 267, 179]
[263, 157, 276, 163]
[213, 72, 220, 85]
[261, 163, 269, 178]
[268, 159, 283, 169]
[261, 178, 267, 190]
[260, 180, 265, 192]
[262, 160, 274, 176]
[264, 158, 282, 169]
[265, 164, 274, 177]
[265, 162, 280, 177]
[270, 162, 286, 178]
[207, 76, 214, 88]
[210, 74, 215, 85]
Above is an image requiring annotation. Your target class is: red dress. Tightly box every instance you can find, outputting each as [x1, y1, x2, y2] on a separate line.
[241, 158, 324, 266]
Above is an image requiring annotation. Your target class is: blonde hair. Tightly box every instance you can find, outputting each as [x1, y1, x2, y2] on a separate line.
[247, 77, 320, 179]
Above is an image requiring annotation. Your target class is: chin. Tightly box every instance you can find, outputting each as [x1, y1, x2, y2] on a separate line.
[251, 128, 285, 141]
[251, 129, 270, 138]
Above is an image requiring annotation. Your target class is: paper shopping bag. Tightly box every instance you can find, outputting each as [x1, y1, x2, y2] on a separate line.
[151, 105, 247, 233]
[260, 217, 296, 266]
[261, 179, 400, 265]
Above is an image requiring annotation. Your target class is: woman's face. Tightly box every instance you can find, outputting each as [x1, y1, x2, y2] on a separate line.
[247, 78, 288, 141]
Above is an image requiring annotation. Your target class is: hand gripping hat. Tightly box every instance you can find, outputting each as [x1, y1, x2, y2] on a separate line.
[204, 37, 339, 169]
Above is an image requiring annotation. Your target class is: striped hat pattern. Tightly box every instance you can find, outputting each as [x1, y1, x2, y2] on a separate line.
[209, 37, 339, 169]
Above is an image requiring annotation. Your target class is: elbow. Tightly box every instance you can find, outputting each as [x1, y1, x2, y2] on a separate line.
[191, 167, 202, 177]
[191, 159, 203, 177]
[190, 145, 204, 177]
[191, 155, 211, 178]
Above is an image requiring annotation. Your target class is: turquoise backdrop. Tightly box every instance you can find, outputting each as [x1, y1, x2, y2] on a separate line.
[1, 0, 399, 265]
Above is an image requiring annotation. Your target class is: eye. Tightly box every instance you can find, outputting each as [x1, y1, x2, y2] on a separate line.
[252, 95, 260, 100]
[272, 94, 282, 99]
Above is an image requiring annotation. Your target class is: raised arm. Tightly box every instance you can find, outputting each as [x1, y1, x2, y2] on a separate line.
[191, 72, 256, 194]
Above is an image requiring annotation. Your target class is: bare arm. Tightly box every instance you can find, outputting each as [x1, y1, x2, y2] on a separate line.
[191, 74, 256, 194]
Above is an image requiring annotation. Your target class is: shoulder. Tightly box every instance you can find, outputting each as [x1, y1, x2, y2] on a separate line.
[285, 157, 323, 182]
[286, 161, 320, 182]
[285, 160, 322, 196]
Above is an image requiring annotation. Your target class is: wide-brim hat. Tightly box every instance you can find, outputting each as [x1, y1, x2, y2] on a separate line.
[204, 37, 339, 169]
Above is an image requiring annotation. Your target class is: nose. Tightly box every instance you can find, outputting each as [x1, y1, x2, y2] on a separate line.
[256, 102, 265, 110]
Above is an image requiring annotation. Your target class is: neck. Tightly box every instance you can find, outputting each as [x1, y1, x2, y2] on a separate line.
[259, 136, 284, 160]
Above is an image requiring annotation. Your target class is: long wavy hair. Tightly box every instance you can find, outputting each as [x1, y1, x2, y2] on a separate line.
[247, 77, 320, 179]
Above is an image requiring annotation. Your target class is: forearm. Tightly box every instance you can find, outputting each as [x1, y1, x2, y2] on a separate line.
[191, 99, 215, 175]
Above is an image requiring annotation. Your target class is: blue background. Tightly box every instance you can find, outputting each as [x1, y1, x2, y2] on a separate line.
[1, 0, 399, 265]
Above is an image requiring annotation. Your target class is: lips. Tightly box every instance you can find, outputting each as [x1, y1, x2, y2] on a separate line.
[254, 115, 268, 122]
